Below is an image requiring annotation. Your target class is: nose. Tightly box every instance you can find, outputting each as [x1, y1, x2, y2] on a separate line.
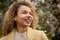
[27, 13, 32, 18]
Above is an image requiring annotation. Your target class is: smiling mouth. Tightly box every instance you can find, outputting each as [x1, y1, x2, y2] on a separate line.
[24, 19, 31, 24]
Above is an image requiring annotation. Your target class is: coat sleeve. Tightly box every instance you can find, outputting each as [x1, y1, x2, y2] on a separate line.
[41, 31, 48, 40]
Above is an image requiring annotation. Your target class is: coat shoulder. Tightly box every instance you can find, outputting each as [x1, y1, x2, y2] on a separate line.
[0, 36, 7, 40]
[33, 29, 48, 40]
[33, 29, 44, 34]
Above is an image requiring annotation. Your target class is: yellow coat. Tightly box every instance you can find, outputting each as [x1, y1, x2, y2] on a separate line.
[0, 27, 48, 40]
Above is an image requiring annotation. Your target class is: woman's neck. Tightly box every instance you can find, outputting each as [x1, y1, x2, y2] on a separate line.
[16, 25, 27, 33]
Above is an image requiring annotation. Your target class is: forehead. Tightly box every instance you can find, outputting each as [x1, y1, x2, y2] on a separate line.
[18, 5, 31, 12]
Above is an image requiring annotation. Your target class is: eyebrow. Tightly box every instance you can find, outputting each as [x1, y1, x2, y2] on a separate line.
[22, 10, 32, 12]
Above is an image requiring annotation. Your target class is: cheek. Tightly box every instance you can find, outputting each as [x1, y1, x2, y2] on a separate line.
[18, 14, 25, 19]
[17, 11, 26, 19]
[16, 14, 25, 22]
[31, 16, 33, 20]
[16, 15, 24, 24]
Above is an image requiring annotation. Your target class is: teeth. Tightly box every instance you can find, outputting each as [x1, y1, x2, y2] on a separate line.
[25, 19, 30, 22]
[25, 19, 31, 24]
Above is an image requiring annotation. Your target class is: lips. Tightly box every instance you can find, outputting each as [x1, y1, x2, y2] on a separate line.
[24, 19, 31, 24]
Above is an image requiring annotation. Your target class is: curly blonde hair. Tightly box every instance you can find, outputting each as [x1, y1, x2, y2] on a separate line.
[2, 1, 37, 36]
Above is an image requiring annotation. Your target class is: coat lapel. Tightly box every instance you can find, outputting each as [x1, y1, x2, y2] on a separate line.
[26, 27, 35, 40]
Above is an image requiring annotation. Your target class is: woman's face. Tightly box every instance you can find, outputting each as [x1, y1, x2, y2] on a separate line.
[15, 5, 33, 27]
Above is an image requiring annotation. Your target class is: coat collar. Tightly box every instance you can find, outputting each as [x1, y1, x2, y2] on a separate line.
[4, 27, 35, 40]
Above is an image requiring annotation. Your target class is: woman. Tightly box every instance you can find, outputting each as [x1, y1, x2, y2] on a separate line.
[0, 1, 48, 40]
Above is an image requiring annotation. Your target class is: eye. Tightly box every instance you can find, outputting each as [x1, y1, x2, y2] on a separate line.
[22, 11, 27, 14]
[29, 12, 33, 15]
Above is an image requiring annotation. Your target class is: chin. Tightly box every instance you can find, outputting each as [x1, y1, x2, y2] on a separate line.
[24, 24, 31, 26]
[23, 22, 31, 27]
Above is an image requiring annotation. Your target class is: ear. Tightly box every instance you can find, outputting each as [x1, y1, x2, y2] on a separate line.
[14, 18, 16, 21]
[14, 16, 17, 21]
